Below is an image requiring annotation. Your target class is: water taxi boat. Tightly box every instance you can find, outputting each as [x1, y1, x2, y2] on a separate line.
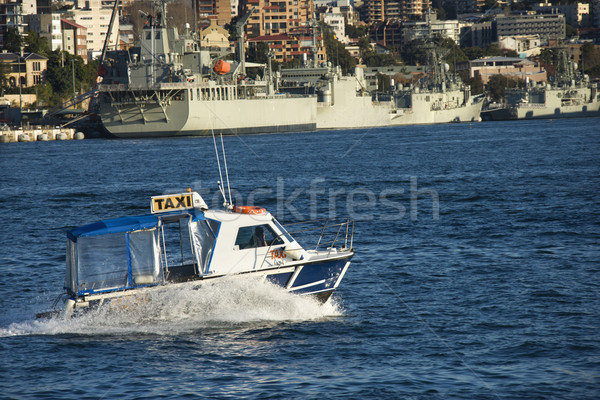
[42, 190, 354, 318]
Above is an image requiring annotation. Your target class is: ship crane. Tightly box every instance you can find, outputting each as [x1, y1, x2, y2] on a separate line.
[234, 6, 256, 77]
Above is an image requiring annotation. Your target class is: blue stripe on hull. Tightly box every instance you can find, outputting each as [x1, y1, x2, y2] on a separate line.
[266, 271, 293, 287]
[289, 259, 347, 295]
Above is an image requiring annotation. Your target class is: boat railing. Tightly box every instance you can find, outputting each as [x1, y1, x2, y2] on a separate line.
[283, 217, 354, 252]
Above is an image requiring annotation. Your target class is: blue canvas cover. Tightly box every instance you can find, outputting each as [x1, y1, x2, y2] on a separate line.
[65, 210, 206, 295]
[67, 215, 161, 240]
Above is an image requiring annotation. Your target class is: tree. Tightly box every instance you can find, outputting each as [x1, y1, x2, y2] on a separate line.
[345, 24, 367, 39]
[4, 28, 23, 53]
[486, 74, 521, 103]
[565, 24, 577, 39]
[25, 31, 50, 57]
[247, 42, 270, 64]
[401, 39, 428, 65]
[463, 46, 484, 60]
[321, 23, 357, 74]
[581, 42, 600, 77]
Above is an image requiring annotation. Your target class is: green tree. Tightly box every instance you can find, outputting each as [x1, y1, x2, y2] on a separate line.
[581, 42, 600, 77]
[321, 23, 357, 74]
[486, 74, 521, 103]
[247, 42, 270, 64]
[463, 46, 485, 60]
[25, 31, 50, 57]
[4, 28, 23, 53]
[401, 39, 429, 65]
[345, 24, 367, 39]
[565, 24, 577, 39]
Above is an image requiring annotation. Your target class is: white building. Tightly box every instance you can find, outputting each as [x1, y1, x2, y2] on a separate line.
[534, 1, 591, 28]
[402, 9, 461, 45]
[499, 35, 543, 57]
[322, 7, 347, 43]
[21, 0, 37, 16]
[67, 0, 120, 58]
[28, 14, 63, 51]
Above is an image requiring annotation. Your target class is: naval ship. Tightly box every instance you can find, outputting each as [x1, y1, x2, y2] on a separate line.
[482, 51, 600, 121]
[96, 1, 482, 138]
[97, 1, 316, 138]
[280, 46, 484, 129]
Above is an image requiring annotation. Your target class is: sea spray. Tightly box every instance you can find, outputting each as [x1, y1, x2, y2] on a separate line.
[0, 276, 343, 337]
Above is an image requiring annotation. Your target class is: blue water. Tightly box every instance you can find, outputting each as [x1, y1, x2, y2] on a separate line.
[1, 119, 599, 399]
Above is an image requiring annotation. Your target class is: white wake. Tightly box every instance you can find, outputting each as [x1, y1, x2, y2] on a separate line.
[0, 276, 343, 337]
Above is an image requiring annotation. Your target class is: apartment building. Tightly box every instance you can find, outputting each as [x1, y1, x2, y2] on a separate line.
[495, 13, 565, 41]
[197, 0, 232, 27]
[66, 0, 120, 58]
[402, 10, 461, 45]
[28, 13, 62, 51]
[61, 19, 88, 62]
[365, 0, 431, 24]
[240, 0, 312, 39]
[0, 0, 26, 49]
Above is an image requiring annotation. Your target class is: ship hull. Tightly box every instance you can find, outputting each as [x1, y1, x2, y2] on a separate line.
[99, 89, 317, 138]
[316, 83, 483, 129]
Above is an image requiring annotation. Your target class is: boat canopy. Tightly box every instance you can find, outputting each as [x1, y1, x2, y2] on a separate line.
[67, 210, 205, 241]
[65, 209, 211, 296]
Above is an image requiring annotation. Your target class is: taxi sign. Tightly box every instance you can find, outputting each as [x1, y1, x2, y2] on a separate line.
[151, 191, 208, 213]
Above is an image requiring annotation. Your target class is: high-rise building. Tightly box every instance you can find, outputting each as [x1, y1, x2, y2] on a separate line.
[65, 0, 120, 59]
[365, 0, 431, 24]
[196, 0, 232, 27]
[239, 0, 327, 64]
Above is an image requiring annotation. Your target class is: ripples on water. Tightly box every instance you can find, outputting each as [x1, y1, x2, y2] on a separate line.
[0, 119, 599, 399]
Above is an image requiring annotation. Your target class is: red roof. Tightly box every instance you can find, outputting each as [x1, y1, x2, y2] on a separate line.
[61, 18, 87, 30]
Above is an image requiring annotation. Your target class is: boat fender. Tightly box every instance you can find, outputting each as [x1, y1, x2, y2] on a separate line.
[232, 205, 267, 215]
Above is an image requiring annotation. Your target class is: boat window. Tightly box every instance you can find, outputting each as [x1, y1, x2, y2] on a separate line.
[77, 233, 129, 292]
[206, 219, 220, 236]
[191, 220, 217, 274]
[235, 224, 283, 249]
[271, 218, 293, 242]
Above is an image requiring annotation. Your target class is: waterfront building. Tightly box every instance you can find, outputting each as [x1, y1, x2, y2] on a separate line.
[463, 56, 547, 84]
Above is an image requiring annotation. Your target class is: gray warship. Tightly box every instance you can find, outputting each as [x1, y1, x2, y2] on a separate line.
[280, 46, 484, 129]
[97, 2, 316, 138]
[482, 51, 600, 121]
[96, 1, 483, 138]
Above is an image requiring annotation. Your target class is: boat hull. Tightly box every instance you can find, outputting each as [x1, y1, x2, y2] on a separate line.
[46, 254, 352, 318]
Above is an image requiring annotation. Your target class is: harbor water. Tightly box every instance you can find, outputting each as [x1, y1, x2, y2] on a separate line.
[1, 119, 599, 399]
